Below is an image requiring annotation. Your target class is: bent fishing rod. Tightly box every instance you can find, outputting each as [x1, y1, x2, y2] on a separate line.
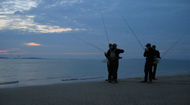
[161, 32, 188, 58]
[122, 15, 144, 50]
[122, 15, 189, 58]
[70, 35, 106, 52]
[100, 11, 110, 44]
[69, 12, 111, 53]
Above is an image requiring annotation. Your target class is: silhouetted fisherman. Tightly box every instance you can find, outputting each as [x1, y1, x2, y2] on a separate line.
[105, 44, 113, 81]
[141, 43, 155, 83]
[152, 45, 161, 80]
[105, 43, 124, 83]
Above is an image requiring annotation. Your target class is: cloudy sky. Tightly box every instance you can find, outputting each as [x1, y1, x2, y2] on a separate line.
[0, 0, 189, 59]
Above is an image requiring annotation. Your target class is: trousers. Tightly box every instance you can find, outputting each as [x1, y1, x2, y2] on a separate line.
[108, 60, 119, 81]
[152, 64, 157, 79]
[144, 61, 153, 81]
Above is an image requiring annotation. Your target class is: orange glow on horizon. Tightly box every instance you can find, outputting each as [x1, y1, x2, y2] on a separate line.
[25, 43, 41, 46]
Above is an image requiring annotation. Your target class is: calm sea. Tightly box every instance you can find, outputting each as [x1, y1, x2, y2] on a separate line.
[0, 59, 190, 88]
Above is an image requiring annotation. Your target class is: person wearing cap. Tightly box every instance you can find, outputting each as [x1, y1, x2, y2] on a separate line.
[142, 43, 155, 83]
[105, 43, 124, 83]
[152, 45, 161, 80]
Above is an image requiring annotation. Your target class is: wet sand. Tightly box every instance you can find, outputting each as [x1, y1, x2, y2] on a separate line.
[0, 74, 190, 105]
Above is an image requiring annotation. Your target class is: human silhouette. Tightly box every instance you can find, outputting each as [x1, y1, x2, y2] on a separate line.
[152, 45, 161, 80]
[141, 43, 155, 83]
[105, 43, 124, 83]
[105, 44, 113, 81]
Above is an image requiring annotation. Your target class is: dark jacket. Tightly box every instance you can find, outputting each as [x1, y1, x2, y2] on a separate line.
[105, 49, 124, 62]
[154, 50, 161, 58]
[144, 48, 155, 62]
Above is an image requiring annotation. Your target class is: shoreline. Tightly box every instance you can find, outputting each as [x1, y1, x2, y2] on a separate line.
[0, 74, 190, 105]
[1, 73, 189, 89]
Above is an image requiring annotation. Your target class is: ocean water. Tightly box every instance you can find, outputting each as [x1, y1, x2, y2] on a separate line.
[0, 59, 190, 88]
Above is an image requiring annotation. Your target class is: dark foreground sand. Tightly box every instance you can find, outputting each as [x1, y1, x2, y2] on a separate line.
[0, 74, 190, 105]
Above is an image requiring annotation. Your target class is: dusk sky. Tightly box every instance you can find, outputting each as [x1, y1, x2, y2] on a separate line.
[0, 0, 189, 59]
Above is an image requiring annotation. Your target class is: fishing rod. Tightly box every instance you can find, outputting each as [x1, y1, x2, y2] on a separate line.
[122, 15, 188, 59]
[71, 35, 106, 52]
[100, 11, 110, 44]
[122, 15, 144, 50]
[161, 32, 188, 58]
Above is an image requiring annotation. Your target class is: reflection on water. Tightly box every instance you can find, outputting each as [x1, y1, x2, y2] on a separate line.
[0, 59, 190, 88]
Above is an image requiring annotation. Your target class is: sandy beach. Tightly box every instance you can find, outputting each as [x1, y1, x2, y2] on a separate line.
[0, 74, 190, 105]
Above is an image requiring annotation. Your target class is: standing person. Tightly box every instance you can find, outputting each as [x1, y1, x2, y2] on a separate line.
[152, 45, 161, 80]
[105, 43, 124, 83]
[105, 44, 113, 82]
[141, 43, 155, 83]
